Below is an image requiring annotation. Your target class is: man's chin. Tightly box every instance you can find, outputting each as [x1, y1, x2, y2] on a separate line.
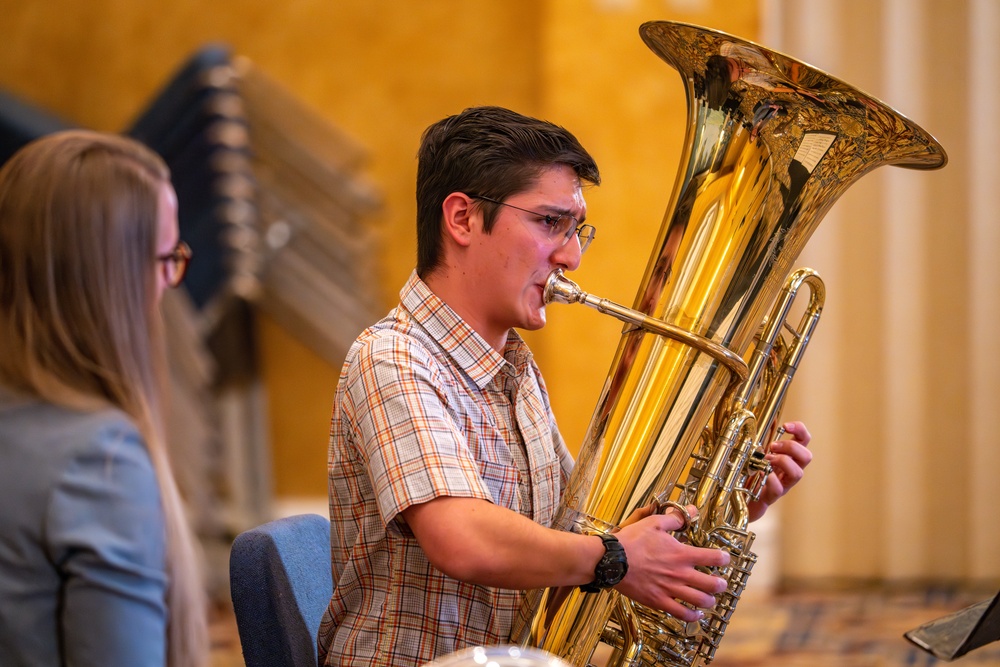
[521, 306, 547, 331]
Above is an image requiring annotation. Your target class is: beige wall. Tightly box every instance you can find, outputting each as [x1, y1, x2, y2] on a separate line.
[0, 0, 758, 499]
[763, 0, 999, 583]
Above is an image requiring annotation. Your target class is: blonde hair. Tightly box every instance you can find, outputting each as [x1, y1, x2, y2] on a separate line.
[0, 130, 208, 667]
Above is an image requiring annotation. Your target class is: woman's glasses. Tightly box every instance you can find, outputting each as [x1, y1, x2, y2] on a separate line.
[157, 241, 191, 288]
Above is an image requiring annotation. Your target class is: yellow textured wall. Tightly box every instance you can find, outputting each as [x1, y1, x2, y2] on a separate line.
[1, 0, 758, 500]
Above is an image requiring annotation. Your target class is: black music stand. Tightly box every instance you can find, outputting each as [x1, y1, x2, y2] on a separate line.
[904, 590, 1000, 660]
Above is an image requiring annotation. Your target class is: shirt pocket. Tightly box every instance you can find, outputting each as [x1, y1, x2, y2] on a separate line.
[475, 458, 520, 512]
[528, 452, 562, 527]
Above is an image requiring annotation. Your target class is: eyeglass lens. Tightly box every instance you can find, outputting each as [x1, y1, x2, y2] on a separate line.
[159, 242, 190, 288]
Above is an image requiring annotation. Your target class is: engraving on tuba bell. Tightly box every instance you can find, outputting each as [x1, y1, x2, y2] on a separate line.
[511, 20, 947, 667]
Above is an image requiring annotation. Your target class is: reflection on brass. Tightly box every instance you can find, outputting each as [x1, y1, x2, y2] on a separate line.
[512, 21, 946, 667]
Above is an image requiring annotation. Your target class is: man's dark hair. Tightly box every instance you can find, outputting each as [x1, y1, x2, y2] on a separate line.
[415, 106, 600, 277]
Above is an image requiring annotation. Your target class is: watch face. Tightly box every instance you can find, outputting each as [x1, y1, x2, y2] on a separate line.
[603, 561, 627, 584]
[581, 534, 629, 592]
[598, 546, 628, 586]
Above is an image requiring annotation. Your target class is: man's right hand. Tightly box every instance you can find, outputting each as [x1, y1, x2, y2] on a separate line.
[613, 504, 730, 622]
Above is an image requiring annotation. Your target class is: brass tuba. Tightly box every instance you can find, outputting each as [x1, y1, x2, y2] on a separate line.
[511, 20, 946, 667]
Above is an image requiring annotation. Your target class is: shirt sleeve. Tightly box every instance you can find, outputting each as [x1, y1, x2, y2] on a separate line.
[344, 331, 494, 527]
[44, 421, 168, 667]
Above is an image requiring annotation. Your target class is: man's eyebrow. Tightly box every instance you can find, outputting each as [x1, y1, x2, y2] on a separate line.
[537, 203, 584, 221]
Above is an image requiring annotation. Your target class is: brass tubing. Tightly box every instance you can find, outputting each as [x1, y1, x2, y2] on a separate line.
[545, 269, 749, 384]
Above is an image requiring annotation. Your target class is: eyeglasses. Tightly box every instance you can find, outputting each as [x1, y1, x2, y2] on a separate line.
[157, 240, 191, 288]
[469, 195, 596, 253]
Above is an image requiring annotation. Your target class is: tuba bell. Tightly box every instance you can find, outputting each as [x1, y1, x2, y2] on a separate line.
[510, 20, 946, 667]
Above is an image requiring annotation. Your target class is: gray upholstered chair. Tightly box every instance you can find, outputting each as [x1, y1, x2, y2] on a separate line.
[229, 513, 333, 667]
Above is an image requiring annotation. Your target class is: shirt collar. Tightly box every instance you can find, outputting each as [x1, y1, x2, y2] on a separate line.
[399, 270, 533, 390]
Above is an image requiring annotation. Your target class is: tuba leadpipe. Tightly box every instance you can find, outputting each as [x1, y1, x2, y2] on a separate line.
[544, 269, 750, 385]
[511, 20, 946, 667]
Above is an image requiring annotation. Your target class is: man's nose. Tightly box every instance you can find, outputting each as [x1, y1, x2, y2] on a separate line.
[552, 235, 582, 271]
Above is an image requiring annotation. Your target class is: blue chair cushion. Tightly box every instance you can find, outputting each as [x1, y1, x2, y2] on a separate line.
[229, 513, 332, 667]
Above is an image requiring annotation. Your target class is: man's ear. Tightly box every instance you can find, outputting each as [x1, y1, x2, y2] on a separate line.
[441, 192, 476, 247]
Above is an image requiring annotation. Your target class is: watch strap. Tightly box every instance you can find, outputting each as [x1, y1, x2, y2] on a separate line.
[580, 532, 627, 593]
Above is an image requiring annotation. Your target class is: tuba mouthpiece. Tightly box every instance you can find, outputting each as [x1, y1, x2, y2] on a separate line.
[543, 269, 586, 305]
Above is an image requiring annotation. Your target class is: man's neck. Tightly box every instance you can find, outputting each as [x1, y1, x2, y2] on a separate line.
[422, 269, 509, 352]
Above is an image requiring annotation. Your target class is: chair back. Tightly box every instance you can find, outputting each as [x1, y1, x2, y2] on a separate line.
[230, 513, 332, 667]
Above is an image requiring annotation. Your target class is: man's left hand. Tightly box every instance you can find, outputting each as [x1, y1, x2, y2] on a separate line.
[747, 420, 812, 522]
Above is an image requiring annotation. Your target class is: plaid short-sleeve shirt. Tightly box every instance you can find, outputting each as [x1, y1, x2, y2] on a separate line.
[319, 271, 574, 667]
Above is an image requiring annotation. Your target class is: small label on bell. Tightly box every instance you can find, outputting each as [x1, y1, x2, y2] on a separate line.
[793, 132, 837, 173]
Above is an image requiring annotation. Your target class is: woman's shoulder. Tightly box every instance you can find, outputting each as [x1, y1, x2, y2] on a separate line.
[0, 393, 164, 568]
[1, 396, 142, 457]
[0, 395, 155, 500]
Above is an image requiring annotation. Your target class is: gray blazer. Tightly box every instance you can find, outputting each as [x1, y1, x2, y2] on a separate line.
[0, 385, 167, 666]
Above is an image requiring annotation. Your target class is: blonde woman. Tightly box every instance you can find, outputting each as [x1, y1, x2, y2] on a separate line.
[0, 130, 208, 666]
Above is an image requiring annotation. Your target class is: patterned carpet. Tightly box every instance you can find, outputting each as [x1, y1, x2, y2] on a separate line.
[211, 584, 1000, 666]
[713, 584, 1000, 667]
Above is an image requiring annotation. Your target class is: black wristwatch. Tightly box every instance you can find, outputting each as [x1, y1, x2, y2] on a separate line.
[580, 533, 628, 593]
